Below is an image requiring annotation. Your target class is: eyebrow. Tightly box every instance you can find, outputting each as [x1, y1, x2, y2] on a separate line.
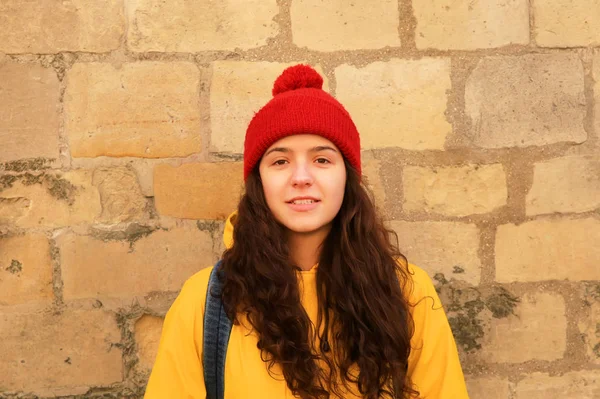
[264, 145, 339, 157]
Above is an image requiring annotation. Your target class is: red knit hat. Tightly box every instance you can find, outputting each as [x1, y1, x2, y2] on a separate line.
[243, 64, 361, 180]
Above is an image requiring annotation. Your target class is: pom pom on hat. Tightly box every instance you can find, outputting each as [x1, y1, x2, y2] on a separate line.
[272, 64, 324, 96]
[244, 64, 361, 180]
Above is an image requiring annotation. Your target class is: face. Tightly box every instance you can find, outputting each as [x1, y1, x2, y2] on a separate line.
[258, 134, 347, 236]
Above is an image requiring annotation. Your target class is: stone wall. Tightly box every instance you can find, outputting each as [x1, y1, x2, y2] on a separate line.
[1, 0, 599, 397]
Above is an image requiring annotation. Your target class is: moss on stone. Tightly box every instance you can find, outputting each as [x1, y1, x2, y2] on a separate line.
[6, 259, 22, 274]
[434, 273, 518, 353]
[1, 158, 52, 172]
[0, 172, 78, 205]
[90, 224, 158, 250]
[484, 286, 519, 319]
[0, 174, 18, 191]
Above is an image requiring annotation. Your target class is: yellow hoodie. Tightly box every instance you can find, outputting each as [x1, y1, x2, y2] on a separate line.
[144, 213, 469, 398]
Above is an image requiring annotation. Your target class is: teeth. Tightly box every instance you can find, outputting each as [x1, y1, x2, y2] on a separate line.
[292, 199, 315, 204]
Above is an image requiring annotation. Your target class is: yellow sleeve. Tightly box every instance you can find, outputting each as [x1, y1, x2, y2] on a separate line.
[406, 265, 469, 399]
[144, 268, 212, 399]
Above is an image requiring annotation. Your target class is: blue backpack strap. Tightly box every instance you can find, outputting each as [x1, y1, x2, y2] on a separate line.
[203, 261, 233, 399]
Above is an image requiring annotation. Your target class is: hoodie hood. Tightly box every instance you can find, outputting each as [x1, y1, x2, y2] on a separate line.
[223, 211, 236, 250]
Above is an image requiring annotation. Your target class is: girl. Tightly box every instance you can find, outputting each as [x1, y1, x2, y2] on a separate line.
[145, 64, 469, 398]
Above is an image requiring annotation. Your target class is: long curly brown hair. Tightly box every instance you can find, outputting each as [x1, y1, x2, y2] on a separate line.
[219, 161, 418, 398]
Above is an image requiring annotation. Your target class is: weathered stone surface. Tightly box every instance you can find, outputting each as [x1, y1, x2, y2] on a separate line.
[65, 62, 201, 158]
[0, 0, 123, 53]
[389, 221, 480, 285]
[291, 0, 400, 51]
[59, 224, 214, 300]
[579, 285, 600, 364]
[414, 0, 529, 50]
[362, 157, 386, 211]
[593, 54, 600, 137]
[0, 234, 53, 306]
[0, 170, 102, 228]
[526, 155, 600, 215]
[465, 54, 586, 148]
[154, 162, 243, 220]
[466, 376, 511, 399]
[479, 292, 567, 363]
[210, 61, 328, 154]
[128, 159, 165, 197]
[0, 63, 60, 162]
[403, 164, 507, 216]
[0, 197, 31, 223]
[127, 0, 278, 52]
[92, 167, 149, 223]
[496, 218, 600, 282]
[514, 370, 600, 399]
[135, 315, 164, 370]
[533, 0, 600, 47]
[336, 59, 452, 150]
[0, 308, 122, 393]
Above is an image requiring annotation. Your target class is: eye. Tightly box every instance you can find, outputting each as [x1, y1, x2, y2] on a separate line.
[273, 159, 288, 166]
[315, 157, 330, 164]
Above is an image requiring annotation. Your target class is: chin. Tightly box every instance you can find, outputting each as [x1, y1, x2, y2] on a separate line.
[285, 223, 324, 234]
[280, 215, 333, 235]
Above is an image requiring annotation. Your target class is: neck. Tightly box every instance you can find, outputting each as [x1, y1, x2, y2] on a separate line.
[287, 225, 331, 271]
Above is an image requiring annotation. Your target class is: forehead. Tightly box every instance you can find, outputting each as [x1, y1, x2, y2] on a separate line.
[264, 134, 339, 152]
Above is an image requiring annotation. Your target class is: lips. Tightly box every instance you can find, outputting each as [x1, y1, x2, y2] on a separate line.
[286, 196, 320, 204]
[286, 197, 321, 212]
[290, 199, 317, 204]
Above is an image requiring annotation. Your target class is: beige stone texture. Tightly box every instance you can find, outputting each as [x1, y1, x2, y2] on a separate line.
[362, 157, 386, 211]
[479, 292, 566, 363]
[335, 59, 452, 150]
[594, 53, 600, 135]
[0, 63, 60, 162]
[403, 164, 507, 217]
[0, 197, 31, 223]
[465, 54, 587, 148]
[92, 167, 149, 223]
[466, 376, 511, 399]
[0, 0, 123, 53]
[127, 0, 278, 52]
[0, 308, 122, 393]
[534, 0, 600, 47]
[526, 155, 600, 215]
[0, 170, 102, 228]
[514, 370, 600, 399]
[0, 234, 53, 306]
[65, 62, 201, 158]
[128, 159, 166, 197]
[154, 162, 243, 220]
[579, 287, 600, 364]
[59, 224, 214, 300]
[290, 0, 400, 51]
[414, 0, 529, 50]
[210, 61, 328, 153]
[389, 221, 481, 285]
[496, 218, 600, 282]
[135, 315, 164, 370]
[580, 304, 600, 364]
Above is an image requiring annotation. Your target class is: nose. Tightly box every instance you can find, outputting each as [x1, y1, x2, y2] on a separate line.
[290, 162, 313, 187]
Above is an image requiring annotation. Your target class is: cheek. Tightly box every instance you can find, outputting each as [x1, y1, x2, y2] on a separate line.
[260, 173, 283, 209]
[327, 169, 347, 208]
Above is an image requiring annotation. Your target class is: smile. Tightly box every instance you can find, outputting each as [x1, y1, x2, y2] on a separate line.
[290, 199, 318, 204]
[286, 198, 321, 212]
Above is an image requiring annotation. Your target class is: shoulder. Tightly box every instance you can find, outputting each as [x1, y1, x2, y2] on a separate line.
[407, 263, 436, 293]
[400, 262, 441, 307]
[170, 265, 215, 316]
[182, 265, 214, 292]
